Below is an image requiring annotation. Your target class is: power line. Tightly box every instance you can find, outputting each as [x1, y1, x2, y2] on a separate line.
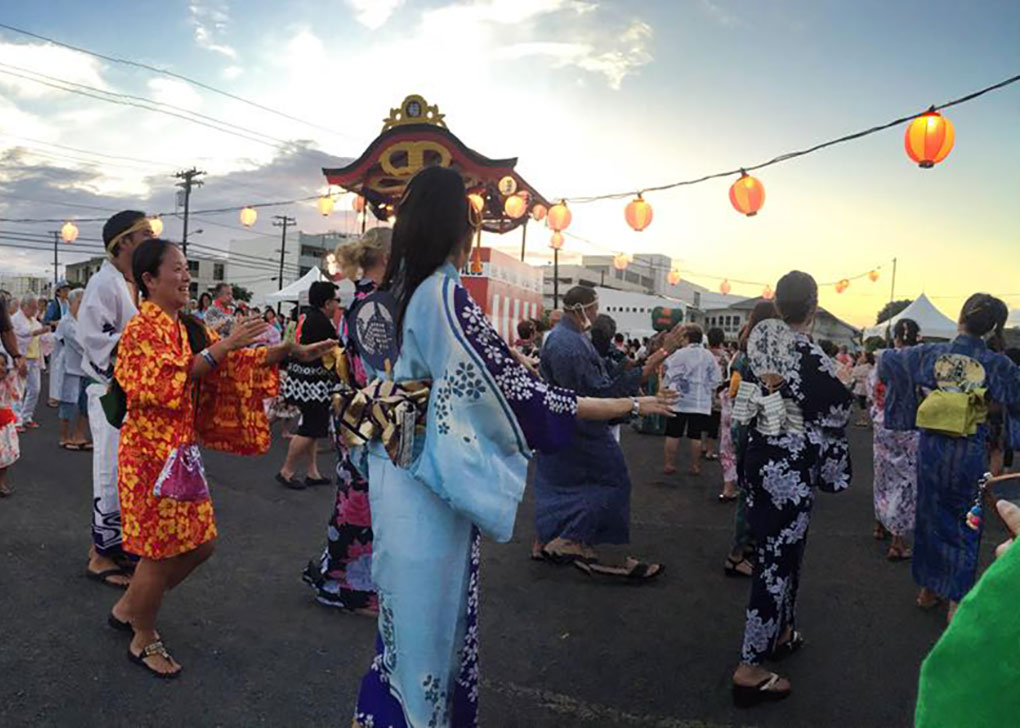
[561, 71, 1020, 203]
[0, 132, 182, 170]
[0, 22, 357, 142]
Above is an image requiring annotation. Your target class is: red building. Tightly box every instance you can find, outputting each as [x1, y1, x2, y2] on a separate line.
[461, 247, 543, 343]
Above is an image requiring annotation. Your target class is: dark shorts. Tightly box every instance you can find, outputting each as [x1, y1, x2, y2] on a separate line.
[295, 400, 331, 439]
[705, 409, 721, 440]
[665, 412, 710, 440]
[856, 394, 868, 410]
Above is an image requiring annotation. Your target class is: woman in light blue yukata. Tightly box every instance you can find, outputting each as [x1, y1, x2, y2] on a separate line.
[880, 293, 1020, 623]
[347, 166, 676, 728]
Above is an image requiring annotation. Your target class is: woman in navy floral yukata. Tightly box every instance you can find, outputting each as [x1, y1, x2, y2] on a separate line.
[729, 271, 853, 707]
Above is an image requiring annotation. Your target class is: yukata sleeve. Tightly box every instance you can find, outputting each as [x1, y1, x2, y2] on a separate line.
[988, 354, 1020, 451]
[407, 279, 577, 542]
[879, 345, 925, 431]
[78, 283, 125, 381]
[797, 342, 853, 493]
[115, 319, 190, 410]
[546, 336, 640, 398]
[196, 333, 278, 455]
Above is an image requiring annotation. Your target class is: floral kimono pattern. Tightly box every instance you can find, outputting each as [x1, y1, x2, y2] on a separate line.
[116, 302, 277, 560]
[736, 322, 852, 665]
[868, 355, 918, 537]
[880, 334, 1020, 601]
[353, 264, 576, 728]
[304, 279, 378, 612]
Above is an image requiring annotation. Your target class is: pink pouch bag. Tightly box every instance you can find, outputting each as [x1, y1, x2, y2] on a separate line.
[152, 442, 210, 502]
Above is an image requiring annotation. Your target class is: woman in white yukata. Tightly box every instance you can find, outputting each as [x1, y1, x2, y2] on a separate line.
[348, 166, 675, 728]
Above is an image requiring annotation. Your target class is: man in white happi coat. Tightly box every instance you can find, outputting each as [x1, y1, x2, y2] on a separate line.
[10, 294, 50, 429]
[78, 210, 153, 585]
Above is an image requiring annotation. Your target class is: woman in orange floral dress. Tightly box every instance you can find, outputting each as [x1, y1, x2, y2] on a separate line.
[109, 239, 334, 679]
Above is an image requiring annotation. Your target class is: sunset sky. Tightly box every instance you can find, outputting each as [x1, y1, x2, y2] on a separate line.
[0, 1, 1017, 326]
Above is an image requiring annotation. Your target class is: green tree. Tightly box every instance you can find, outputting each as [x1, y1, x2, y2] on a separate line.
[232, 285, 253, 303]
[876, 299, 912, 325]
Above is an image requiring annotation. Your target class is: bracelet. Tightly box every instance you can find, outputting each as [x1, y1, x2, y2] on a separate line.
[200, 349, 219, 368]
[630, 397, 641, 418]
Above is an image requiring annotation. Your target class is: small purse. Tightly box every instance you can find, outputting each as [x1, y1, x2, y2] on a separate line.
[100, 378, 127, 429]
[152, 442, 210, 502]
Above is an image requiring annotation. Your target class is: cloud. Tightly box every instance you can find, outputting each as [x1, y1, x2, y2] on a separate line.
[698, 0, 739, 26]
[189, 1, 238, 59]
[147, 78, 203, 110]
[0, 41, 107, 99]
[347, 0, 405, 30]
[221, 65, 243, 81]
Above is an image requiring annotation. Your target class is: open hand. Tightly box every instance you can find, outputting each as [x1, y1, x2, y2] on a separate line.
[17, 358, 27, 376]
[637, 392, 678, 417]
[225, 319, 267, 350]
[293, 340, 336, 363]
[995, 500, 1020, 558]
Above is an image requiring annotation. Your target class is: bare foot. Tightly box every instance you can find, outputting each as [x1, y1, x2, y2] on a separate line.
[663, 466, 677, 475]
[732, 663, 791, 690]
[916, 587, 942, 610]
[947, 601, 959, 623]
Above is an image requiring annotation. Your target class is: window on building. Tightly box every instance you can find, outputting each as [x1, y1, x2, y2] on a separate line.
[187, 260, 199, 273]
[299, 266, 311, 276]
[300, 245, 324, 258]
[189, 282, 198, 296]
[213, 263, 225, 281]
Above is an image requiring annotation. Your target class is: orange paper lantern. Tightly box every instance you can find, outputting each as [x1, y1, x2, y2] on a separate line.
[763, 284, 774, 300]
[547, 201, 572, 232]
[729, 171, 765, 217]
[720, 279, 731, 295]
[503, 194, 527, 219]
[61, 221, 79, 243]
[613, 253, 629, 271]
[667, 269, 681, 286]
[317, 195, 335, 216]
[532, 204, 547, 222]
[624, 194, 653, 232]
[468, 193, 485, 214]
[352, 195, 366, 213]
[835, 278, 850, 293]
[239, 206, 258, 227]
[868, 270, 879, 283]
[148, 216, 164, 236]
[550, 231, 564, 250]
[905, 109, 955, 168]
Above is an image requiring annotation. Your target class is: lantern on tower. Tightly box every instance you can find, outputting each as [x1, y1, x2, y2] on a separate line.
[352, 195, 366, 213]
[532, 204, 547, 222]
[720, 279, 732, 295]
[60, 221, 78, 243]
[729, 171, 765, 217]
[503, 194, 527, 219]
[905, 109, 955, 168]
[550, 231, 564, 250]
[148, 216, 164, 236]
[467, 192, 486, 214]
[240, 206, 258, 227]
[763, 284, 774, 300]
[498, 175, 517, 196]
[667, 269, 681, 286]
[547, 201, 572, 232]
[624, 194, 653, 232]
[868, 270, 880, 283]
[613, 253, 629, 271]
[317, 195, 335, 216]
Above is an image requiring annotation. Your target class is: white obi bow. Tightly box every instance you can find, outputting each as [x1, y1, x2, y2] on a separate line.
[731, 380, 804, 436]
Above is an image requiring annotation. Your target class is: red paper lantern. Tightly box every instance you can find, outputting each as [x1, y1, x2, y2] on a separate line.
[550, 231, 564, 250]
[868, 270, 879, 283]
[352, 195, 365, 213]
[835, 278, 850, 293]
[667, 269, 681, 286]
[905, 109, 954, 168]
[547, 201, 572, 232]
[729, 171, 765, 217]
[762, 284, 774, 300]
[624, 194, 653, 232]
[532, 204, 547, 222]
[720, 279, 732, 295]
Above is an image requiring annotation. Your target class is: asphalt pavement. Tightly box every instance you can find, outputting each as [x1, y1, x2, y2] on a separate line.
[0, 391, 1005, 727]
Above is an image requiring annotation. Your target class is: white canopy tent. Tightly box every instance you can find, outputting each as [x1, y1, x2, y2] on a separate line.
[863, 293, 958, 341]
[265, 267, 327, 305]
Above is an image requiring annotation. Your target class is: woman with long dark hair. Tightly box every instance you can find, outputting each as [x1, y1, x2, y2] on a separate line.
[109, 239, 332, 678]
[869, 318, 921, 560]
[730, 272, 853, 706]
[346, 166, 674, 728]
[881, 293, 1020, 622]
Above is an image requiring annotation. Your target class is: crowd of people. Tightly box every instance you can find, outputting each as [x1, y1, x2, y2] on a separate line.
[2, 167, 1019, 726]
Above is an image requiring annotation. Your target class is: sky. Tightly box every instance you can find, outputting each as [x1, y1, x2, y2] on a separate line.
[0, 0, 1018, 327]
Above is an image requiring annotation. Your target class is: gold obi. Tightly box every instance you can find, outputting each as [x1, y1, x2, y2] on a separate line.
[334, 378, 431, 467]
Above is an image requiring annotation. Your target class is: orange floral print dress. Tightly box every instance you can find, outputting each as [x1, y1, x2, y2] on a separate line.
[115, 301, 278, 560]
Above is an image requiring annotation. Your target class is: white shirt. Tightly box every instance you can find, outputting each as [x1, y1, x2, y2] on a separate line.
[663, 343, 722, 415]
[77, 260, 137, 384]
[11, 310, 42, 361]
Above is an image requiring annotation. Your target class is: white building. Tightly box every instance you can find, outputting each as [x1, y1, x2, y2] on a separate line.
[596, 287, 688, 339]
[65, 255, 226, 302]
[0, 274, 51, 298]
[703, 296, 860, 346]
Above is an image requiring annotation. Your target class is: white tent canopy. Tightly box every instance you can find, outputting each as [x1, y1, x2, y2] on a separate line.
[863, 293, 958, 341]
[265, 267, 327, 304]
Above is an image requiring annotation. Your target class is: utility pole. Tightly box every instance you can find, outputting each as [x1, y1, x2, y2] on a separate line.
[273, 215, 296, 315]
[890, 257, 898, 302]
[51, 230, 60, 288]
[553, 247, 560, 310]
[519, 217, 528, 262]
[174, 168, 205, 256]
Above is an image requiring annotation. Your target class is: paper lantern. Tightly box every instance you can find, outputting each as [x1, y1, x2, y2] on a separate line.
[624, 194, 653, 232]
[352, 195, 366, 213]
[613, 253, 629, 271]
[239, 206, 258, 227]
[549, 231, 564, 250]
[148, 216, 163, 236]
[905, 110, 955, 168]
[720, 279, 732, 295]
[498, 175, 517, 195]
[317, 195, 335, 216]
[547, 201, 572, 232]
[468, 193, 485, 213]
[729, 171, 765, 217]
[504, 194, 527, 219]
[60, 221, 78, 243]
[532, 204, 547, 222]
[667, 269, 681, 286]
[835, 278, 850, 293]
[762, 284, 774, 300]
[868, 270, 879, 283]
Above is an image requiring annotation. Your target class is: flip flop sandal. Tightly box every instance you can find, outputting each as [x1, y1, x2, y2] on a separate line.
[108, 613, 133, 634]
[916, 595, 944, 611]
[705, 453, 719, 461]
[887, 548, 912, 562]
[128, 640, 181, 680]
[718, 493, 738, 502]
[575, 558, 664, 581]
[724, 556, 753, 578]
[61, 443, 83, 451]
[86, 567, 130, 588]
[767, 631, 804, 661]
[81, 442, 94, 451]
[732, 673, 791, 708]
[540, 547, 597, 566]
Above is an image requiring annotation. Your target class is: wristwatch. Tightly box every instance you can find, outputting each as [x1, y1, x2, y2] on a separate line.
[630, 397, 641, 418]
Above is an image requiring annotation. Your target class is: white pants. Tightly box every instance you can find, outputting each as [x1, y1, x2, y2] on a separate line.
[48, 345, 65, 403]
[87, 383, 123, 554]
[18, 361, 41, 425]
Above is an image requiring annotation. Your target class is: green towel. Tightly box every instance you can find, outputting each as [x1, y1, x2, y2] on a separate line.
[915, 538, 1020, 727]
